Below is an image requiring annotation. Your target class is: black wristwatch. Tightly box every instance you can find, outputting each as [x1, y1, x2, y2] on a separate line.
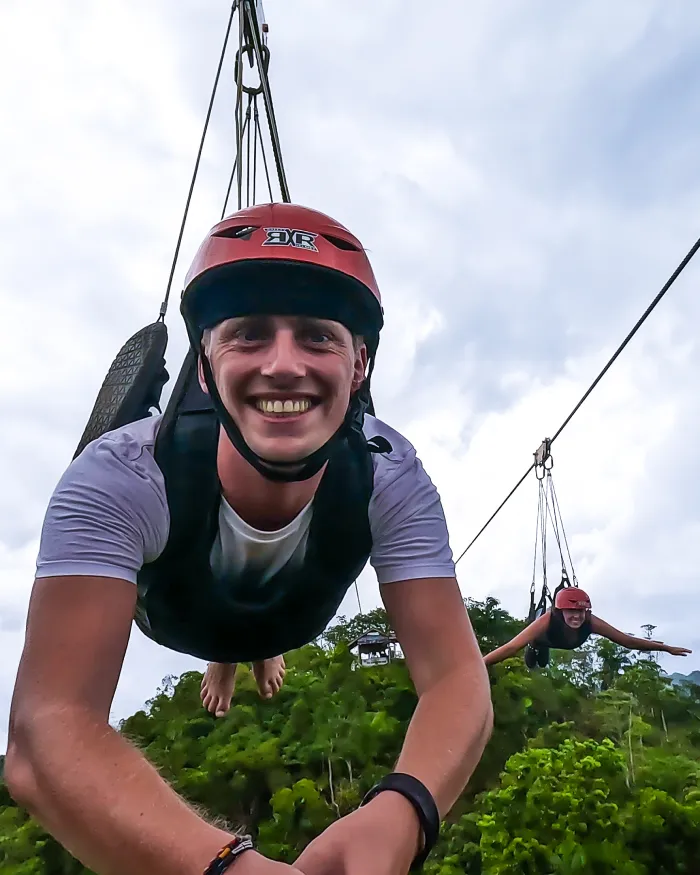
[360, 773, 440, 870]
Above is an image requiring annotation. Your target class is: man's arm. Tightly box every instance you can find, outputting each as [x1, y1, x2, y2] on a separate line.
[591, 615, 692, 656]
[326, 438, 490, 864]
[370, 577, 493, 848]
[482, 613, 550, 666]
[4, 575, 282, 875]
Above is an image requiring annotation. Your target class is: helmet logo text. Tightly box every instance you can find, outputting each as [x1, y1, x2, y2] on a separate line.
[263, 227, 319, 252]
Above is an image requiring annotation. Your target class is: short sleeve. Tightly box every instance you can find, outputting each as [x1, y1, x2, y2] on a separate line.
[367, 419, 455, 585]
[35, 418, 170, 584]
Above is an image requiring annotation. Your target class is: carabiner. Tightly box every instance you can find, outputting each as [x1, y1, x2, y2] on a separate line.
[234, 42, 270, 95]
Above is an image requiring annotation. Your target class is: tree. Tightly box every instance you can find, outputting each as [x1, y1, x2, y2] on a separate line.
[318, 608, 394, 650]
[593, 637, 635, 690]
[463, 597, 524, 655]
[476, 737, 632, 873]
[3, 596, 700, 874]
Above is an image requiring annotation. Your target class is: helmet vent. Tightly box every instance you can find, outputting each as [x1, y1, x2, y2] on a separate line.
[322, 233, 361, 252]
[213, 225, 259, 240]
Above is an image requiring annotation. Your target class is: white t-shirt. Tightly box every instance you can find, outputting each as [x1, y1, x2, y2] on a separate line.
[210, 495, 313, 588]
[35, 413, 455, 589]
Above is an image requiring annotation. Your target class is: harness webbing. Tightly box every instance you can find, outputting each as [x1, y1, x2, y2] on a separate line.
[160, 0, 290, 323]
[74, 0, 291, 454]
[529, 444, 578, 620]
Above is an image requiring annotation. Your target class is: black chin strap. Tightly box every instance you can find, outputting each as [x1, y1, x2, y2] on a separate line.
[196, 343, 380, 483]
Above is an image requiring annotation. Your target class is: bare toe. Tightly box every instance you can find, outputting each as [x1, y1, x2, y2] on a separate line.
[253, 656, 286, 699]
[200, 663, 238, 716]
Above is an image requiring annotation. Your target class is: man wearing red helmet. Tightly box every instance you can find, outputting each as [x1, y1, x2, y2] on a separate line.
[6, 204, 493, 875]
[483, 585, 691, 668]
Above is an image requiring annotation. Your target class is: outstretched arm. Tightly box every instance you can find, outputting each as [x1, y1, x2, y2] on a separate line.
[4, 576, 293, 875]
[483, 612, 550, 665]
[591, 615, 692, 657]
[296, 578, 493, 875]
[381, 577, 493, 815]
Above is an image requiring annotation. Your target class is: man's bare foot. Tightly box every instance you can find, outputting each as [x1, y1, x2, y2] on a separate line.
[253, 655, 286, 699]
[201, 662, 238, 717]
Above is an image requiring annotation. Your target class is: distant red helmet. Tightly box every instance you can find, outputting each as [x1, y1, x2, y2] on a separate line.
[555, 587, 592, 611]
[181, 202, 384, 352]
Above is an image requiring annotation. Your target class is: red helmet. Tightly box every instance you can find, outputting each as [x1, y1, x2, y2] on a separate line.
[555, 587, 591, 611]
[181, 202, 384, 351]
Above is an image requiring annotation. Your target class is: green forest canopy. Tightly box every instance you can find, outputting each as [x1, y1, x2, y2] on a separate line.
[2, 597, 700, 874]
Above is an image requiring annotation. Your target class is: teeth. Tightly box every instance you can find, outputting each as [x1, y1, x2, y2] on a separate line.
[256, 399, 311, 415]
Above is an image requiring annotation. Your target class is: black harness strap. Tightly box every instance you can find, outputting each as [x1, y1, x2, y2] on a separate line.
[551, 569, 572, 603]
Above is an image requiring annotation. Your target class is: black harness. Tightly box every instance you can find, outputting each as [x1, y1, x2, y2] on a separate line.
[133, 349, 386, 664]
[75, 318, 389, 663]
[537, 609, 592, 651]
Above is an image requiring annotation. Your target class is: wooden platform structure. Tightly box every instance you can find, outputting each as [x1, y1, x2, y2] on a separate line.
[348, 629, 403, 667]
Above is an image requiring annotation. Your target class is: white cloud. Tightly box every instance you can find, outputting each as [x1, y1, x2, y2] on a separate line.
[2, 0, 700, 749]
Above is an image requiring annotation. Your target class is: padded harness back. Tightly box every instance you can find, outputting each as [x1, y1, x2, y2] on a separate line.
[74, 322, 169, 459]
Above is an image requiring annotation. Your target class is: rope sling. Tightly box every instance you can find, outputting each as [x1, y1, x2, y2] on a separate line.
[73, 0, 288, 459]
[528, 439, 579, 623]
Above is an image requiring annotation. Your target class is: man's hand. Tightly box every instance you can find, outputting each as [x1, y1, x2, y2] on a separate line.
[665, 645, 692, 657]
[295, 792, 422, 875]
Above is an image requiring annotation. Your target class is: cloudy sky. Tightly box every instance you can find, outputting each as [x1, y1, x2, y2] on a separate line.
[2, 0, 700, 750]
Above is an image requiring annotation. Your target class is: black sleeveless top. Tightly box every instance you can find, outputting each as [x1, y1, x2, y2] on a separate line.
[537, 609, 592, 650]
[134, 353, 383, 664]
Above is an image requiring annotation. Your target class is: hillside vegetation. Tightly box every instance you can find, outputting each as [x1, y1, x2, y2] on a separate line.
[2, 598, 699, 874]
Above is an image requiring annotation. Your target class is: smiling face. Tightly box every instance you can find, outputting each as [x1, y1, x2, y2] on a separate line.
[561, 608, 587, 629]
[198, 314, 368, 463]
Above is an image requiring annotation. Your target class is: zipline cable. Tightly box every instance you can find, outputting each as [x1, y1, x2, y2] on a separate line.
[454, 231, 700, 566]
